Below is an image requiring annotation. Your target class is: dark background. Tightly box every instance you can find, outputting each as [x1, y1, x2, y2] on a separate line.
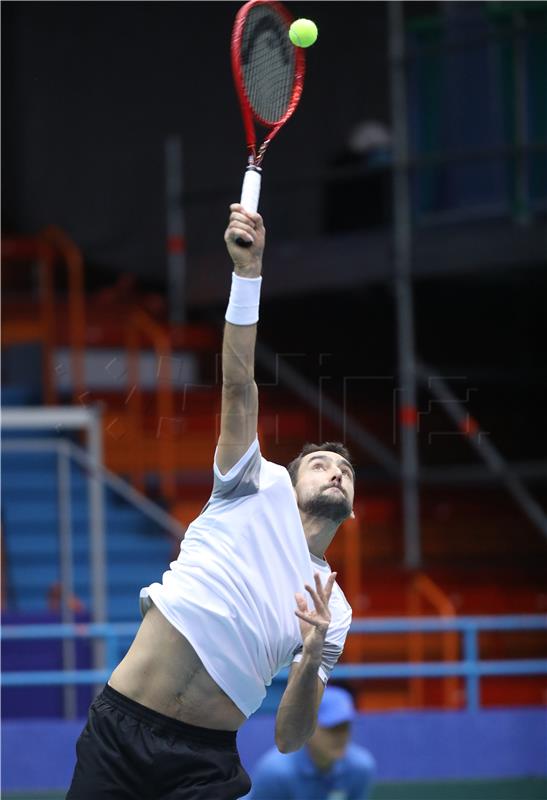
[2, 1, 393, 272]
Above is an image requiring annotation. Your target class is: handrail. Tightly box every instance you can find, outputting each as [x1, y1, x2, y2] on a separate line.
[41, 226, 86, 403]
[126, 308, 176, 500]
[1, 438, 186, 542]
[3, 616, 545, 712]
[1, 237, 57, 403]
[407, 573, 459, 708]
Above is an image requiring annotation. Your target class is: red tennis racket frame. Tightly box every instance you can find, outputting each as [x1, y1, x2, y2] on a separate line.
[231, 0, 306, 168]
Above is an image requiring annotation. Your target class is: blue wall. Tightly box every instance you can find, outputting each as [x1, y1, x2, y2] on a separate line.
[3, 709, 546, 793]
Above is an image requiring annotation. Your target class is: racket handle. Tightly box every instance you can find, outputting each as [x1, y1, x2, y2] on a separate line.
[236, 166, 262, 248]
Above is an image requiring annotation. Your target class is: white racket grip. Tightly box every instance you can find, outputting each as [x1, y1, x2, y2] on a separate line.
[240, 166, 262, 213]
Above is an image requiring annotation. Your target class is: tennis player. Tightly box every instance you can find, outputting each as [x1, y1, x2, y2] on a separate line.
[66, 204, 355, 800]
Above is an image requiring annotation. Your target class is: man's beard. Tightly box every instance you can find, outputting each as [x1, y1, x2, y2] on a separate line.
[298, 486, 352, 523]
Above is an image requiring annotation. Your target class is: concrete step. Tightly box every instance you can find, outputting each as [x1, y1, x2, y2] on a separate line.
[8, 561, 164, 591]
[6, 532, 173, 561]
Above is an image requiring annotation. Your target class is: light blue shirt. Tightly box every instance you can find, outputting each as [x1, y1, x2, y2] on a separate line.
[248, 743, 376, 800]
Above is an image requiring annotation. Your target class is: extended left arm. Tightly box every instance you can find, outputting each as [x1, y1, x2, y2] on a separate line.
[275, 654, 325, 753]
[275, 572, 336, 753]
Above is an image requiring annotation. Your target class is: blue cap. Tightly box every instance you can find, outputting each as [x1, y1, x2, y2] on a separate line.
[317, 686, 356, 728]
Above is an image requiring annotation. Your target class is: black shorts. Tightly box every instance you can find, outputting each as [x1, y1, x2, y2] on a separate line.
[66, 684, 252, 800]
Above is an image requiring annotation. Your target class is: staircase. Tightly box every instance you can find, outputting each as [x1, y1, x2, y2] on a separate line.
[2, 429, 174, 622]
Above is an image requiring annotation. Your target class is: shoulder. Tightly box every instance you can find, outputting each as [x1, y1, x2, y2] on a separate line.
[260, 457, 293, 488]
[254, 746, 298, 778]
[346, 743, 377, 774]
[210, 438, 262, 503]
[327, 581, 352, 642]
[255, 746, 296, 772]
[331, 580, 352, 615]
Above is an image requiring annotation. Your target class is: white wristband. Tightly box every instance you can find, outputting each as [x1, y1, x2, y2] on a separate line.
[225, 272, 262, 326]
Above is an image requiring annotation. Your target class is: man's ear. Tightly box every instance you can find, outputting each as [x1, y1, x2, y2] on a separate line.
[350, 508, 355, 520]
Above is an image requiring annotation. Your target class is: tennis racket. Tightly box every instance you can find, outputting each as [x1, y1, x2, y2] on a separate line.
[231, 0, 305, 245]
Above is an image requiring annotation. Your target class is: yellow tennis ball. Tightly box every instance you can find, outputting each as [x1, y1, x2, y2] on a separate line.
[289, 18, 318, 48]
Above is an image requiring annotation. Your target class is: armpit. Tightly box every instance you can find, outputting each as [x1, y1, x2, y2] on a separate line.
[211, 437, 261, 501]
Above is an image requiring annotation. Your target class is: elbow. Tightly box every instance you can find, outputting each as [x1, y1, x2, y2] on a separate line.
[275, 727, 312, 754]
[275, 735, 300, 754]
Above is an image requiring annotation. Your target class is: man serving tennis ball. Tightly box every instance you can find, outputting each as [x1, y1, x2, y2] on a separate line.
[67, 205, 354, 800]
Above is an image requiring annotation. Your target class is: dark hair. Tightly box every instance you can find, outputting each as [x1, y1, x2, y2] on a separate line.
[287, 442, 355, 486]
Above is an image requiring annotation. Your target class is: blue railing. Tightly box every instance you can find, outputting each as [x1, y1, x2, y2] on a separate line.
[3, 615, 546, 711]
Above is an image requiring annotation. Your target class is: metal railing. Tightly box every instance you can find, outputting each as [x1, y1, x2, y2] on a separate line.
[3, 615, 546, 713]
[2, 410, 186, 714]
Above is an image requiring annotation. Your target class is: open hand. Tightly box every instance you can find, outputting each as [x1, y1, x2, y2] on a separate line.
[295, 572, 337, 660]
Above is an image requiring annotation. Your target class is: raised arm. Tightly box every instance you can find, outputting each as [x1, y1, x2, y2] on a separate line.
[275, 572, 336, 752]
[216, 204, 266, 475]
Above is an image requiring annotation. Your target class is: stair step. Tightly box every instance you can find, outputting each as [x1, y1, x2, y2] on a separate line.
[8, 561, 165, 590]
[1, 453, 60, 470]
[1, 386, 39, 407]
[3, 504, 153, 523]
[7, 592, 143, 622]
[1, 472, 90, 492]
[6, 534, 173, 561]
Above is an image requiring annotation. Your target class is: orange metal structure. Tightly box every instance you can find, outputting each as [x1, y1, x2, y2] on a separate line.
[2, 231, 86, 404]
[41, 226, 87, 403]
[407, 572, 460, 708]
[2, 237, 57, 403]
[126, 308, 177, 500]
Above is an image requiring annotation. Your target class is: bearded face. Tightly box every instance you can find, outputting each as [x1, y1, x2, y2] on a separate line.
[298, 484, 352, 523]
[294, 452, 355, 524]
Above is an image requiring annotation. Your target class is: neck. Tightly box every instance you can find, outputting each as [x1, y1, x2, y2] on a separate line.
[299, 512, 339, 560]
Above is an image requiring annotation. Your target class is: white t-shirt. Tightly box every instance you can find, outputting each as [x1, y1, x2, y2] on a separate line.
[140, 438, 352, 718]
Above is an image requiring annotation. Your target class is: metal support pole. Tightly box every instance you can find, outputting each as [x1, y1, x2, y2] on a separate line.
[58, 443, 77, 719]
[463, 626, 479, 711]
[389, 1, 421, 568]
[165, 135, 187, 324]
[87, 406, 106, 687]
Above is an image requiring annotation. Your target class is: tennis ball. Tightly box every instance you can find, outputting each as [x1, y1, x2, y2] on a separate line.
[289, 18, 318, 48]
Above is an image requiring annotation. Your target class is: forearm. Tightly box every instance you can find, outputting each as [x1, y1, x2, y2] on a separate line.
[275, 651, 322, 753]
[218, 274, 260, 468]
[222, 321, 257, 387]
[217, 203, 264, 472]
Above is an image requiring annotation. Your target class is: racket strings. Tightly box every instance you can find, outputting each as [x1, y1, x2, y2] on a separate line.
[241, 4, 296, 127]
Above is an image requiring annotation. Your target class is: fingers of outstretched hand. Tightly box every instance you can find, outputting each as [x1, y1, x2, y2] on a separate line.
[295, 593, 308, 613]
[304, 572, 337, 611]
[295, 609, 316, 626]
[295, 593, 316, 626]
[304, 582, 326, 615]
